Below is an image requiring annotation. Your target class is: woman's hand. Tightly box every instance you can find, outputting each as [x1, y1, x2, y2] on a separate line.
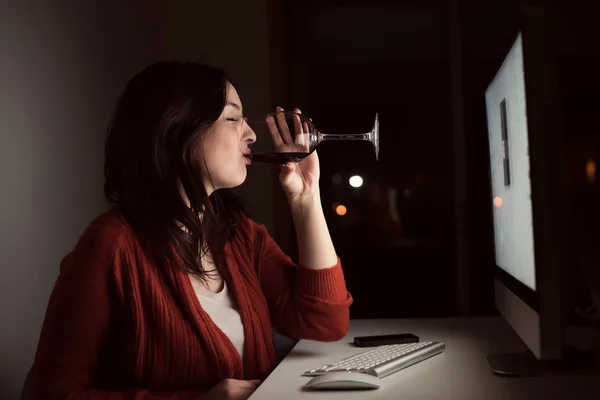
[267, 107, 320, 200]
[267, 107, 338, 270]
[196, 378, 261, 400]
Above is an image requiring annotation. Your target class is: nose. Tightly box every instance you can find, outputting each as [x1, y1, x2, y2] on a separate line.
[243, 118, 256, 144]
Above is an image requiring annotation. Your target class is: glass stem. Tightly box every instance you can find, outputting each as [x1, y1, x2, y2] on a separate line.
[319, 132, 370, 142]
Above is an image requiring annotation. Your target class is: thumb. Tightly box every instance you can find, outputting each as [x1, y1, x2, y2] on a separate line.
[279, 162, 294, 172]
[279, 162, 294, 182]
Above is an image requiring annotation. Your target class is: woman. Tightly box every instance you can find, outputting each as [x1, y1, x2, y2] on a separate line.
[30, 62, 353, 400]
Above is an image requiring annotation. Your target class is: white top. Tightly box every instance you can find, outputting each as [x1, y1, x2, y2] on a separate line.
[190, 279, 245, 360]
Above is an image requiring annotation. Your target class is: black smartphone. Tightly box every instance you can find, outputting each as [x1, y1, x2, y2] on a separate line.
[353, 333, 419, 347]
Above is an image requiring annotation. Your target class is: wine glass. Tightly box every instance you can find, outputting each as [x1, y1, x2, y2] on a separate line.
[244, 111, 379, 163]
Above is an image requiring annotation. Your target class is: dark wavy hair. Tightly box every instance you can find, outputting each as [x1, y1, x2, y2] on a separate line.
[104, 61, 249, 281]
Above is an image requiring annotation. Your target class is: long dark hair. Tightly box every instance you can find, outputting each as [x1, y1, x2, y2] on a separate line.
[104, 61, 249, 281]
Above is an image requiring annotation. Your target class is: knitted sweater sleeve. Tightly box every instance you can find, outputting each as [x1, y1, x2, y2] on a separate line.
[251, 221, 353, 341]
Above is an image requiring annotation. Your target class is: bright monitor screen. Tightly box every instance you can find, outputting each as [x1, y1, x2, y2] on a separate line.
[485, 33, 537, 291]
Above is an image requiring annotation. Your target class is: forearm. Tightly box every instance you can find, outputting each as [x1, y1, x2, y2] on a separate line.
[288, 192, 338, 270]
[257, 195, 352, 340]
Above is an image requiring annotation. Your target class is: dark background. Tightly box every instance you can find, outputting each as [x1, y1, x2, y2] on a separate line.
[269, 0, 600, 320]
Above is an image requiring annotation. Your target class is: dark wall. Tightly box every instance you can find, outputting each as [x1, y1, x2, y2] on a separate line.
[280, 0, 457, 319]
[276, 0, 600, 319]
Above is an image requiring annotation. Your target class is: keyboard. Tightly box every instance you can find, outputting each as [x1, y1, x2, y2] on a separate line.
[303, 341, 445, 379]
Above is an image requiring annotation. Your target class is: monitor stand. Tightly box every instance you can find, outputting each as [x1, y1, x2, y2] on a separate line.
[487, 347, 596, 377]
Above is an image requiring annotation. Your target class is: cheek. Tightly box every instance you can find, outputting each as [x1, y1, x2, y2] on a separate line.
[223, 131, 241, 156]
[205, 129, 241, 167]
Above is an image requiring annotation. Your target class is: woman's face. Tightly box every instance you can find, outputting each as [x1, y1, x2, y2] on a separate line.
[201, 82, 256, 194]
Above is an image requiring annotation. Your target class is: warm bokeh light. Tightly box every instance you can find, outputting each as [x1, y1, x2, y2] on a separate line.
[586, 159, 596, 184]
[349, 175, 363, 188]
[493, 197, 503, 207]
[335, 204, 347, 216]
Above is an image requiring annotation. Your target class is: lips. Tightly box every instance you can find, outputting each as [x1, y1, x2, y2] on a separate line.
[243, 153, 252, 165]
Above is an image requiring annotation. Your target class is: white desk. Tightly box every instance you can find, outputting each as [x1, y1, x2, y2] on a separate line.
[250, 317, 599, 399]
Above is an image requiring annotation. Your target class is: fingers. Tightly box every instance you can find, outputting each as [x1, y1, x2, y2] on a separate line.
[268, 106, 309, 153]
[237, 380, 260, 390]
[292, 107, 303, 136]
[265, 114, 283, 148]
[275, 106, 293, 145]
[292, 108, 311, 152]
[237, 380, 260, 400]
[215, 378, 260, 400]
[302, 120, 310, 152]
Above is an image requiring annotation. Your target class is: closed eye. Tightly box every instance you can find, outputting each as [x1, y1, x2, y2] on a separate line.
[226, 117, 246, 122]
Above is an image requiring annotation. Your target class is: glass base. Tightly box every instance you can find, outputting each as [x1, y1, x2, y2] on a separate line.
[372, 113, 379, 161]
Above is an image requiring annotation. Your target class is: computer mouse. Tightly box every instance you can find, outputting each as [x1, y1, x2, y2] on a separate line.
[304, 371, 381, 390]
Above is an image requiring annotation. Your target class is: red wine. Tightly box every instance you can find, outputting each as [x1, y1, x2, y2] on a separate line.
[250, 152, 311, 163]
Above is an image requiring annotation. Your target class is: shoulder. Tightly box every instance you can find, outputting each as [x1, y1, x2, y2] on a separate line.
[67, 207, 136, 268]
[233, 213, 270, 244]
[228, 214, 275, 263]
[229, 214, 275, 273]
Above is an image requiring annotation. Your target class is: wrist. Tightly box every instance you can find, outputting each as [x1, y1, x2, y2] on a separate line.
[287, 193, 322, 218]
[287, 191, 338, 270]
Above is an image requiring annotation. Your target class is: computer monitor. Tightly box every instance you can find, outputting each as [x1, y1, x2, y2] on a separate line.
[484, 6, 570, 376]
